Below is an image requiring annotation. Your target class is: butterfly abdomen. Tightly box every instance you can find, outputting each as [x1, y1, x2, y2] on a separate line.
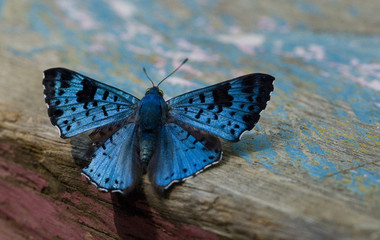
[137, 88, 167, 169]
[139, 132, 157, 169]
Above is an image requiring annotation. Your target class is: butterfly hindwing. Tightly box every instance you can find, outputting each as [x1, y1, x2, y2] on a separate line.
[82, 123, 141, 193]
[149, 121, 222, 191]
[43, 68, 140, 138]
[167, 73, 274, 141]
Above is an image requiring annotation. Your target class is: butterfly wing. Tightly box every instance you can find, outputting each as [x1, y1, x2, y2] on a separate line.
[43, 68, 140, 138]
[167, 73, 274, 141]
[82, 123, 141, 193]
[149, 121, 222, 191]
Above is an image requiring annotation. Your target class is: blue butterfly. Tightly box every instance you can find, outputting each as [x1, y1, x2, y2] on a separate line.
[43, 59, 275, 194]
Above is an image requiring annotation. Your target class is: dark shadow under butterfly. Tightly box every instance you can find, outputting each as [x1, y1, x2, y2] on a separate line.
[42, 59, 275, 194]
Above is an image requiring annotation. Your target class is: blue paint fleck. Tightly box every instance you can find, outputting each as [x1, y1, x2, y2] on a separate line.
[302, 155, 338, 179]
[233, 132, 278, 172]
[0, 0, 4, 16]
[349, 6, 359, 17]
[295, 1, 321, 14]
[285, 145, 308, 166]
[344, 166, 380, 195]
[251, 133, 278, 172]
[28, 3, 54, 37]
[302, 139, 326, 155]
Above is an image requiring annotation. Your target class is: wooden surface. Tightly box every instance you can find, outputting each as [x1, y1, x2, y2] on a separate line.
[1, 1, 379, 239]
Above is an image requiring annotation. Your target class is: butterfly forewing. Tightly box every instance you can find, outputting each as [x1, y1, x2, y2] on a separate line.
[149, 121, 222, 191]
[167, 73, 274, 141]
[43, 68, 140, 138]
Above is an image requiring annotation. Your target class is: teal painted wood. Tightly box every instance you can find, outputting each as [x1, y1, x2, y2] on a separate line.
[1, 0, 379, 239]
[18, 0, 379, 195]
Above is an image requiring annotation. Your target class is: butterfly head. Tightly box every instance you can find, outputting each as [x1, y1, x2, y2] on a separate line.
[145, 87, 164, 96]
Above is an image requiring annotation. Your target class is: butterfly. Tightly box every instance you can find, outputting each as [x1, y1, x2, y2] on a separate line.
[43, 59, 275, 194]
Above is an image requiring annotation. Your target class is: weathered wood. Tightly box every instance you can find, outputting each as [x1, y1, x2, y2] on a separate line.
[1, 1, 379, 239]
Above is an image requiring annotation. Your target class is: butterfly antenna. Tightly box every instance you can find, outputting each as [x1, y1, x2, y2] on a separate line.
[157, 58, 188, 87]
[143, 67, 155, 87]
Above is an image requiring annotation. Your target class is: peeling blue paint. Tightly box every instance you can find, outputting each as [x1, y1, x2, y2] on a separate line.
[28, 3, 53, 37]
[16, 0, 379, 196]
[349, 7, 359, 17]
[0, 0, 4, 17]
[286, 145, 308, 166]
[234, 132, 278, 173]
[343, 166, 380, 195]
[303, 155, 338, 178]
[294, 1, 321, 14]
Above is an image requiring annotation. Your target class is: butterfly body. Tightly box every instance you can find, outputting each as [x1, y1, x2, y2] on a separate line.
[43, 67, 274, 193]
[137, 87, 167, 169]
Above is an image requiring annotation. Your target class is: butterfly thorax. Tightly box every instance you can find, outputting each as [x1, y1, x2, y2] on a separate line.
[137, 87, 167, 169]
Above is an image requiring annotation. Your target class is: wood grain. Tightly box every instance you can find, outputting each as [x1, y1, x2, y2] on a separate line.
[1, 1, 379, 239]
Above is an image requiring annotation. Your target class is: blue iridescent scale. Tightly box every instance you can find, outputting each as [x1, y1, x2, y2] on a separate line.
[43, 67, 274, 193]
